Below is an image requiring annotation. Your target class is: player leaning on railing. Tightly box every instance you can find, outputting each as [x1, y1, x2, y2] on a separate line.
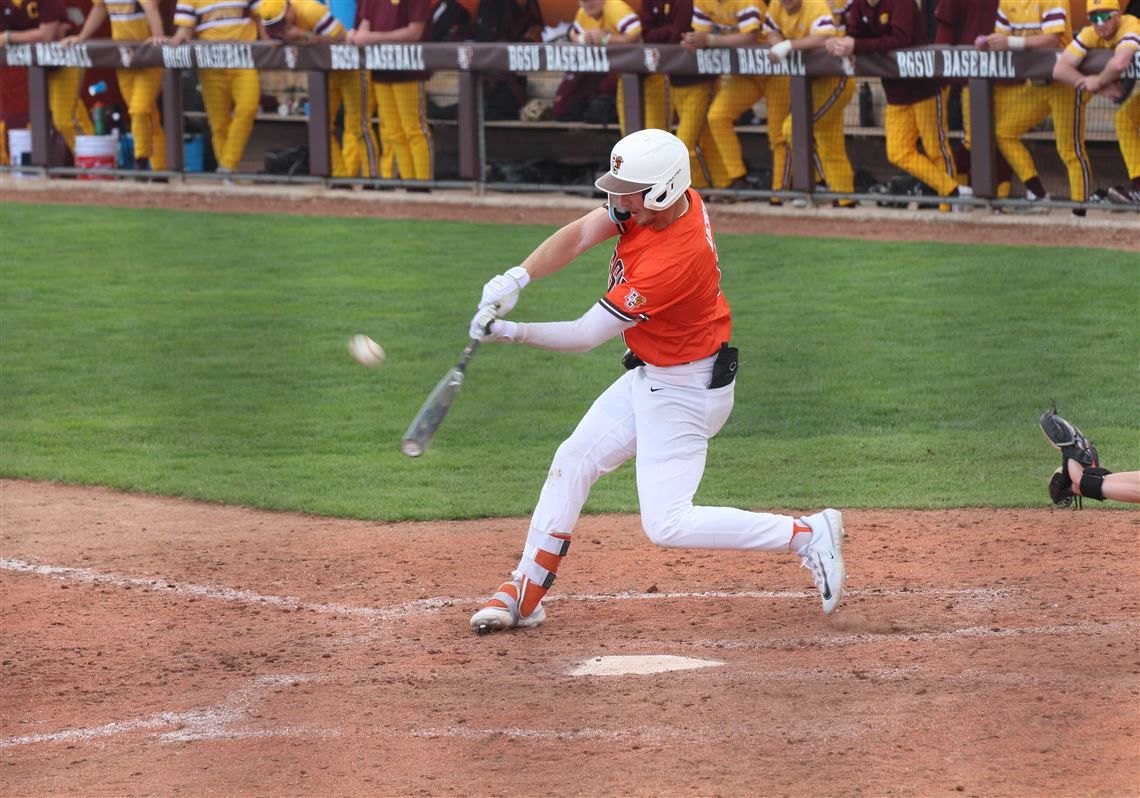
[1052, 0, 1140, 206]
[62, 0, 169, 174]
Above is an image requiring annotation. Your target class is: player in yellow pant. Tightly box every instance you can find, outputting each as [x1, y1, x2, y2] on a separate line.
[672, 80, 732, 189]
[684, 0, 768, 189]
[374, 80, 432, 181]
[765, 77, 792, 197]
[1053, 0, 1140, 206]
[172, 1, 259, 176]
[197, 67, 260, 173]
[337, 69, 382, 178]
[780, 76, 855, 196]
[63, 0, 166, 170]
[993, 81, 1092, 202]
[117, 68, 166, 170]
[883, 89, 957, 198]
[47, 67, 95, 155]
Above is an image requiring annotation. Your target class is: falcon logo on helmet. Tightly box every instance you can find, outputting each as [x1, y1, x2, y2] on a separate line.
[594, 129, 691, 211]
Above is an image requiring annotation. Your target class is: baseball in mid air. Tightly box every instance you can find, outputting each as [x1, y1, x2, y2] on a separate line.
[348, 334, 386, 368]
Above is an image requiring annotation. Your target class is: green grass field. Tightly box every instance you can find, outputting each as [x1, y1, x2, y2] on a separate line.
[1, 202, 1135, 519]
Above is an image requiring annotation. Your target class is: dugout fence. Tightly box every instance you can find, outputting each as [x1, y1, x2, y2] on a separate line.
[0, 40, 1130, 209]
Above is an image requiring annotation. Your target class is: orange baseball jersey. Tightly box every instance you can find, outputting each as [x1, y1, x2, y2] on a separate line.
[764, 0, 842, 40]
[174, 0, 258, 41]
[600, 190, 732, 366]
[1066, 12, 1140, 57]
[94, 0, 160, 41]
[994, 1, 1072, 44]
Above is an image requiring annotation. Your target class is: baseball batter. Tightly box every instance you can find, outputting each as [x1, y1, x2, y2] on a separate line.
[465, 129, 847, 634]
[978, 0, 1093, 208]
[62, 0, 168, 172]
[1053, 0, 1140, 206]
[171, 0, 260, 178]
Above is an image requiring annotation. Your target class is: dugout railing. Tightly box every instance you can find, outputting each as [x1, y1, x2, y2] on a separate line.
[0, 40, 1130, 209]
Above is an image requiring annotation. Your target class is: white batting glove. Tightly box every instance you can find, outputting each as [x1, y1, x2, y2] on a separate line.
[469, 306, 519, 343]
[478, 266, 530, 316]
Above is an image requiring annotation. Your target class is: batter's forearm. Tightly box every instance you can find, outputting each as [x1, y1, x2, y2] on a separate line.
[513, 305, 632, 352]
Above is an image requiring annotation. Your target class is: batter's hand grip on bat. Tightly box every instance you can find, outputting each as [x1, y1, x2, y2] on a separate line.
[399, 339, 481, 458]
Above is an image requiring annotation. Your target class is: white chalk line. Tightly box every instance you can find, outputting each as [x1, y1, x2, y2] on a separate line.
[1, 674, 337, 749]
[1, 558, 1013, 622]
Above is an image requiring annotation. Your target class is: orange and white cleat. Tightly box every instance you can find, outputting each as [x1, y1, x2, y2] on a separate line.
[470, 579, 545, 634]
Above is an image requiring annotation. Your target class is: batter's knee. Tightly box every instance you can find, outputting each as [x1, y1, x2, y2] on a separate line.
[640, 506, 688, 548]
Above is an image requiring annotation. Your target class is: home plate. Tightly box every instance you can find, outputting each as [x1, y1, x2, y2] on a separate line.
[570, 655, 725, 677]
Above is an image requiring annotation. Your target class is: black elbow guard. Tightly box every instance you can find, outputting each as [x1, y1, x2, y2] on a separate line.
[1079, 467, 1112, 501]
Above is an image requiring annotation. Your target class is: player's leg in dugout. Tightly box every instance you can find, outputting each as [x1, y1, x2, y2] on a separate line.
[994, 82, 1050, 192]
[706, 75, 765, 186]
[794, 76, 854, 196]
[642, 74, 669, 131]
[766, 76, 792, 198]
[886, 92, 958, 198]
[1048, 83, 1092, 202]
[326, 71, 350, 178]
[673, 81, 729, 189]
[119, 66, 166, 170]
[387, 79, 432, 181]
[47, 67, 94, 154]
[1116, 93, 1140, 183]
[199, 69, 233, 169]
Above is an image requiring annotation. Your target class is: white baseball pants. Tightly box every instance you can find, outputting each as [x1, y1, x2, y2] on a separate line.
[515, 353, 795, 579]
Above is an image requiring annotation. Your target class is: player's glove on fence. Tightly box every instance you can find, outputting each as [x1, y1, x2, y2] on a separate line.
[479, 266, 530, 316]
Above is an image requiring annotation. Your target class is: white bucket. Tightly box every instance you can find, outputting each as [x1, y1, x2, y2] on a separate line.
[7, 128, 32, 176]
[75, 134, 117, 180]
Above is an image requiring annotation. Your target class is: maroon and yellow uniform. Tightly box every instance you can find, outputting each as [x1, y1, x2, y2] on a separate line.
[640, 0, 731, 189]
[846, 0, 957, 197]
[0, 0, 94, 158]
[992, 0, 1093, 202]
[357, 0, 433, 182]
[173, 0, 260, 173]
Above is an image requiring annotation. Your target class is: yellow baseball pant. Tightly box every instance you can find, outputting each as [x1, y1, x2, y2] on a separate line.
[1116, 92, 1139, 180]
[765, 77, 792, 192]
[338, 70, 381, 177]
[199, 67, 259, 172]
[374, 80, 431, 181]
[672, 80, 731, 189]
[782, 76, 855, 193]
[642, 73, 669, 131]
[994, 81, 1092, 201]
[958, 86, 1011, 197]
[885, 87, 957, 196]
[117, 66, 165, 169]
[48, 67, 94, 154]
[706, 74, 766, 183]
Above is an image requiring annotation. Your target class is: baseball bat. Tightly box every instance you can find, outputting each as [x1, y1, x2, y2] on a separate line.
[399, 338, 481, 458]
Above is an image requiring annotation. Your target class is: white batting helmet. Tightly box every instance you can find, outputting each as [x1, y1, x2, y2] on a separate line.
[594, 128, 691, 211]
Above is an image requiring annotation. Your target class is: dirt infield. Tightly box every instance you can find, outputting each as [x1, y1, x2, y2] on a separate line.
[2, 179, 1138, 796]
[2, 480, 1138, 797]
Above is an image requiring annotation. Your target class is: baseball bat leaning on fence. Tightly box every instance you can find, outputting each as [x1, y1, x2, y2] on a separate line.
[399, 338, 482, 458]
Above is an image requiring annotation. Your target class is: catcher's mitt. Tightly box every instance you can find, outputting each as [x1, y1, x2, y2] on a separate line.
[1039, 402, 1099, 468]
[1048, 467, 1080, 509]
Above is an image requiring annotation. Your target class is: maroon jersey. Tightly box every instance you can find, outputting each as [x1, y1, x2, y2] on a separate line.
[0, 0, 68, 32]
[934, 0, 998, 45]
[639, 0, 706, 86]
[847, 0, 941, 105]
[358, 0, 432, 83]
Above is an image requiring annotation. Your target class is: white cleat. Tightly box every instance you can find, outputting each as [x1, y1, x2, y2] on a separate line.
[470, 580, 545, 634]
[800, 508, 847, 614]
